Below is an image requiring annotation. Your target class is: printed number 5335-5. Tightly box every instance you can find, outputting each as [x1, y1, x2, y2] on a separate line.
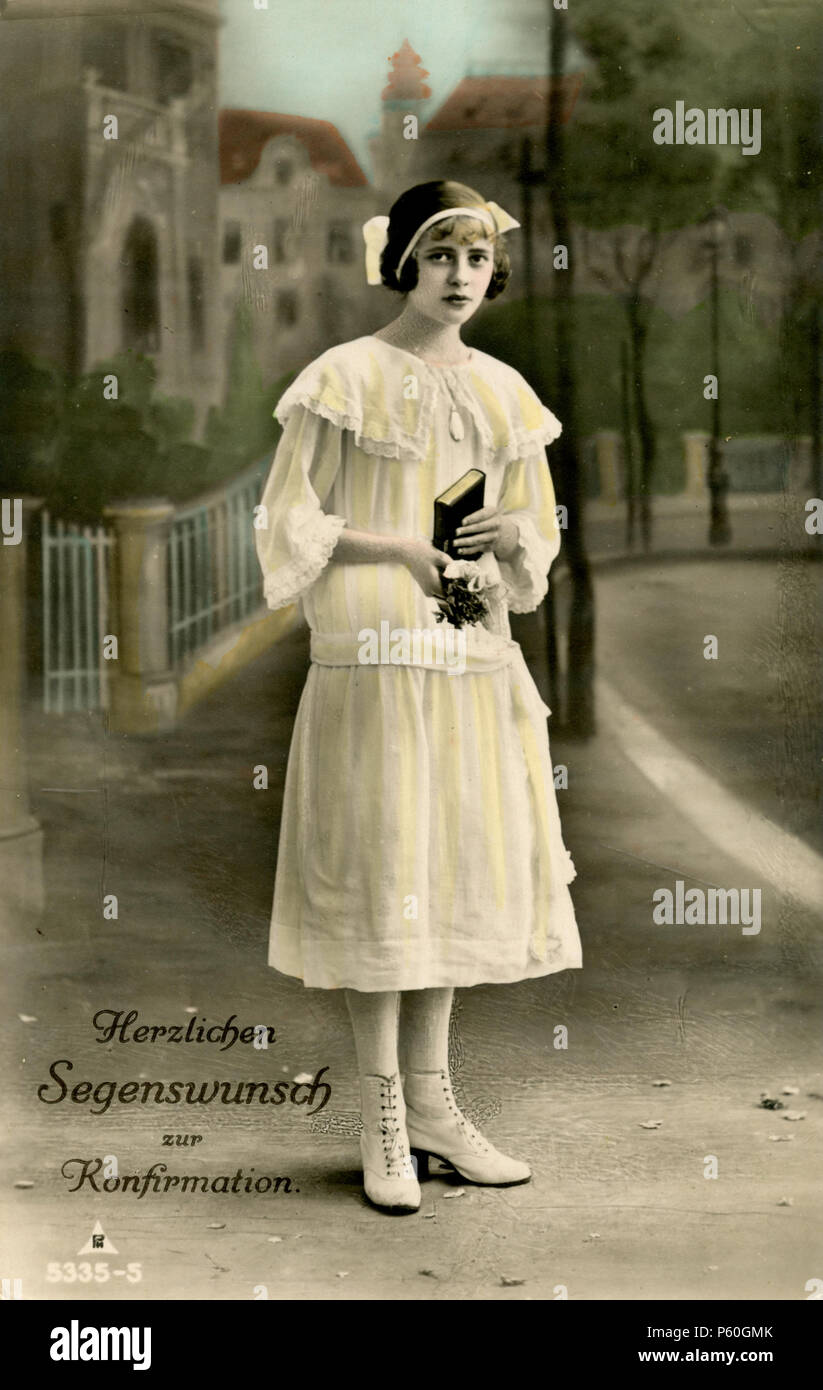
[46, 1262, 142, 1283]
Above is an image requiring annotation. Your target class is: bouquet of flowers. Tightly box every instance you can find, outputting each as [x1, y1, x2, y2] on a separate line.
[435, 559, 503, 630]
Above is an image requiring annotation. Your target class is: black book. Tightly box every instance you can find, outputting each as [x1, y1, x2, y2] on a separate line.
[433, 469, 486, 557]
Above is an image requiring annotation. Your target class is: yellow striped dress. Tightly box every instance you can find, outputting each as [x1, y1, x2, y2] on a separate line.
[255, 334, 582, 991]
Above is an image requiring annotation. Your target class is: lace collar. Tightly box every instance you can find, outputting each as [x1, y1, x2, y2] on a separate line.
[274, 335, 562, 466]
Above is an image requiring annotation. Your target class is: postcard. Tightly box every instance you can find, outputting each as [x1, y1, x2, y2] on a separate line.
[1, 0, 821, 1335]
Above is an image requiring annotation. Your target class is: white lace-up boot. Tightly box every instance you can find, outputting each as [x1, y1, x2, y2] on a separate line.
[403, 1068, 531, 1186]
[359, 1072, 421, 1213]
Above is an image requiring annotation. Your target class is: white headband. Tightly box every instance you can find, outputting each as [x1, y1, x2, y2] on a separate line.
[362, 201, 520, 286]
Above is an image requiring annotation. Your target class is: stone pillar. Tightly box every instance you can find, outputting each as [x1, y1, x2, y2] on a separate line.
[103, 499, 177, 734]
[683, 432, 710, 497]
[0, 496, 45, 927]
[594, 431, 621, 504]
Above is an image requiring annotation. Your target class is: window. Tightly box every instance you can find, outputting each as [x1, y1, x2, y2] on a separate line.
[277, 290, 298, 326]
[327, 221, 354, 264]
[82, 27, 128, 90]
[275, 160, 293, 186]
[121, 217, 160, 353]
[152, 33, 193, 105]
[273, 217, 294, 264]
[188, 256, 205, 351]
[223, 222, 241, 264]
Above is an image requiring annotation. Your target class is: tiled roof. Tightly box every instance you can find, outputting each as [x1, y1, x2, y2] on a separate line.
[426, 74, 583, 131]
[219, 109, 368, 187]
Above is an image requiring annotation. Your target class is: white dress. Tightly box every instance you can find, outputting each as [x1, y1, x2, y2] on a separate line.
[255, 334, 582, 991]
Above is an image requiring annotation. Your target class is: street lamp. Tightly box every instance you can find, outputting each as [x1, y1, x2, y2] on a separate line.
[701, 205, 732, 545]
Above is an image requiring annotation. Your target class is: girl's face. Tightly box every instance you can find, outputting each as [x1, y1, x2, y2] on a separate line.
[408, 224, 495, 326]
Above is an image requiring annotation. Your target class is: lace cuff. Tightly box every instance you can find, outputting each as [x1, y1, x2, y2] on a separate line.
[497, 515, 554, 613]
[262, 503, 347, 611]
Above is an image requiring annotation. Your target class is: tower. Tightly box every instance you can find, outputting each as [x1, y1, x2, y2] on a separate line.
[0, 0, 224, 432]
[370, 39, 431, 198]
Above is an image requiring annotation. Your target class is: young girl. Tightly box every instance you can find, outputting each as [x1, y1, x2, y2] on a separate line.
[255, 180, 582, 1214]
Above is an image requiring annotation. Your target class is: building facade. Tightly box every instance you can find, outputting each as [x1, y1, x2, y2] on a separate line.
[1, 11, 789, 453]
[218, 110, 380, 388]
[0, 0, 224, 431]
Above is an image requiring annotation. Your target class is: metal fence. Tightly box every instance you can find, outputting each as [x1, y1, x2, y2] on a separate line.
[41, 511, 115, 713]
[167, 457, 269, 666]
[40, 455, 270, 712]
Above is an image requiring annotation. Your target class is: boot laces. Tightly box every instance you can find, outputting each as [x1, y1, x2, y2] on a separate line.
[377, 1075, 414, 1179]
[439, 1072, 490, 1154]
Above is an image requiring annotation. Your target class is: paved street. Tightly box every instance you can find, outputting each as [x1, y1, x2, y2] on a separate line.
[2, 551, 822, 1301]
[590, 557, 823, 853]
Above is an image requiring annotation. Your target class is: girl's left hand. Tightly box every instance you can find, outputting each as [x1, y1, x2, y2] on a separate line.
[454, 506, 520, 560]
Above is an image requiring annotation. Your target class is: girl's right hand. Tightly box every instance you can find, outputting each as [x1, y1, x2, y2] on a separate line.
[400, 538, 451, 599]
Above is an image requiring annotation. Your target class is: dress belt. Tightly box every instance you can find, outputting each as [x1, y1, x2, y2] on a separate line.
[309, 627, 521, 674]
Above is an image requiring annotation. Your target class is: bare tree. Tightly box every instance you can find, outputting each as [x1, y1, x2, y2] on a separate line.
[580, 222, 661, 549]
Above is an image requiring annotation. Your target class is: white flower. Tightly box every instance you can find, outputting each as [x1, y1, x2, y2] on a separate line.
[443, 559, 477, 581]
[443, 559, 484, 589]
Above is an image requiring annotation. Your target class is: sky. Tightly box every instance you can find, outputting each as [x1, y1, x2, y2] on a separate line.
[218, 0, 556, 175]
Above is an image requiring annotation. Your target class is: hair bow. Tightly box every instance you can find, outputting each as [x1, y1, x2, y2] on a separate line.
[484, 201, 520, 234]
[362, 215, 390, 286]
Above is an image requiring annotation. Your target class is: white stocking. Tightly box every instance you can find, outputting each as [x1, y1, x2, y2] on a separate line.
[344, 988, 400, 1084]
[398, 986, 454, 1074]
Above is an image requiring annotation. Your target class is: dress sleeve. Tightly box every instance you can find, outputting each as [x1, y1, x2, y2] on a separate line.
[255, 406, 348, 611]
[495, 447, 562, 614]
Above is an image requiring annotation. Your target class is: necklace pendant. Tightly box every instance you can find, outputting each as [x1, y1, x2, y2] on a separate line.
[449, 408, 464, 442]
